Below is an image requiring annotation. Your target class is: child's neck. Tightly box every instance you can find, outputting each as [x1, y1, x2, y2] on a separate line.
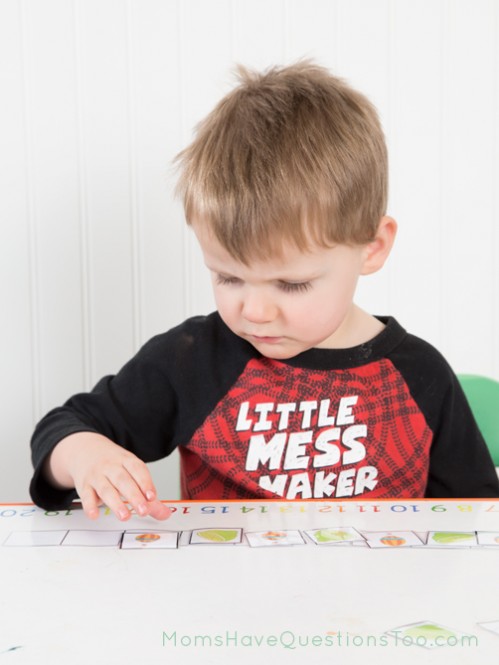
[316, 305, 385, 350]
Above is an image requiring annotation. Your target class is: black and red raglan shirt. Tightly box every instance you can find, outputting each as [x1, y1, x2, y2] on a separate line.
[29, 313, 499, 509]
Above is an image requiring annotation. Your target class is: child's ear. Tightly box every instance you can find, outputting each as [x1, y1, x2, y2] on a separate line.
[360, 216, 397, 275]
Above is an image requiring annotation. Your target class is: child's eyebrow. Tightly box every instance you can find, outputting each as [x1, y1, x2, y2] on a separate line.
[205, 263, 234, 275]
[209, 266, 323, 283]
[204, 256, 327, 282]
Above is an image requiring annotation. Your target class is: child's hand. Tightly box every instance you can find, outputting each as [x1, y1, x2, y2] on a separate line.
[44, 432, 172, 521]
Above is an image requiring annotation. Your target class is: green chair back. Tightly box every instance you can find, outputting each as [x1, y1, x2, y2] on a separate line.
[458, 374, 499, 466]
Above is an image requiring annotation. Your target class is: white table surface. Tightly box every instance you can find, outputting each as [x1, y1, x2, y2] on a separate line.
[1, 499, 499, 664]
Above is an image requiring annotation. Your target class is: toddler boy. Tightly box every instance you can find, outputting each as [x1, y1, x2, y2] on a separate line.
[30, 62, 499, 520]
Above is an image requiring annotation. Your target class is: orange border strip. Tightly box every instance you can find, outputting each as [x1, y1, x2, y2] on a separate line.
[2, 498, 498, 507]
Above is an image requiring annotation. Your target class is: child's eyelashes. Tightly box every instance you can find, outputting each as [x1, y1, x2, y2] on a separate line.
[277, 280, 312, 293]
[215, 274, 312, 293]
[215, 274, 240, 286]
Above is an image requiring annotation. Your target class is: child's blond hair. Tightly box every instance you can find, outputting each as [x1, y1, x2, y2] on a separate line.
[175, 61, 388, 263]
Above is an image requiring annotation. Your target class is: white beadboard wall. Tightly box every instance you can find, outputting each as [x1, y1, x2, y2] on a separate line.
[1, 0, 498, 502]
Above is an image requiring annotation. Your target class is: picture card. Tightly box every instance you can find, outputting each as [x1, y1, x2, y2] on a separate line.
[425, 531, 478, 548]
[61, 530, 124, 547]
[385, 620, 468, 649]
[477, 620, 499, 636]
[121, 530, 179, 549]
[350, 539, 368, 548]
[362, 531, 424, 549]
[476, 532, 499, 547]
[305, 526, 363, 546]
[3, 530, 68, 547]
[245, 530, 305, 547]
[190, 528, 243, 545]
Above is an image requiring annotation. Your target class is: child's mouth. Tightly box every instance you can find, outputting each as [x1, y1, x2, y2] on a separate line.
[250, 335, 283, 344]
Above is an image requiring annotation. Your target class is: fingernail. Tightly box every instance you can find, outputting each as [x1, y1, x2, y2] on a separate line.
[118, 508, 129, 520]
[146, 490, 155, 501]
[138, 503, 148, 516]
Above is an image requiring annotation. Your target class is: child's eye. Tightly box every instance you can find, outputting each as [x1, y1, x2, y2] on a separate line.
[215, 274, 240, 286]
[278, 281, 312, 293]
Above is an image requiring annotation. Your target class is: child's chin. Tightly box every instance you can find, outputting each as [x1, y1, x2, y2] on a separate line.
[250, 341, 302, 360]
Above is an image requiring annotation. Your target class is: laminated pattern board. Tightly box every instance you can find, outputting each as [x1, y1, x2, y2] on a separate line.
[1, 500, 499, 664]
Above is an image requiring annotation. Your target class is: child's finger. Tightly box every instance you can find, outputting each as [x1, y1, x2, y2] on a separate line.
[100, 466, 155, 519]
[122, 457, 158, 506]
[147, 500, 172, 521]
[78, 486, 103, 520]
[93, 480, 134, 521]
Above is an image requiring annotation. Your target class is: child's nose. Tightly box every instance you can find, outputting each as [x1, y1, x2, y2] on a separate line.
[241, 290, 277, 323]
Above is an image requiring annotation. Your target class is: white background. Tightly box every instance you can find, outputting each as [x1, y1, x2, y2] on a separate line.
[1, 0, 498, 501]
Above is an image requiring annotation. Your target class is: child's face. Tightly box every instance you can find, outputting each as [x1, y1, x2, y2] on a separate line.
[194, 225, 370, 360]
